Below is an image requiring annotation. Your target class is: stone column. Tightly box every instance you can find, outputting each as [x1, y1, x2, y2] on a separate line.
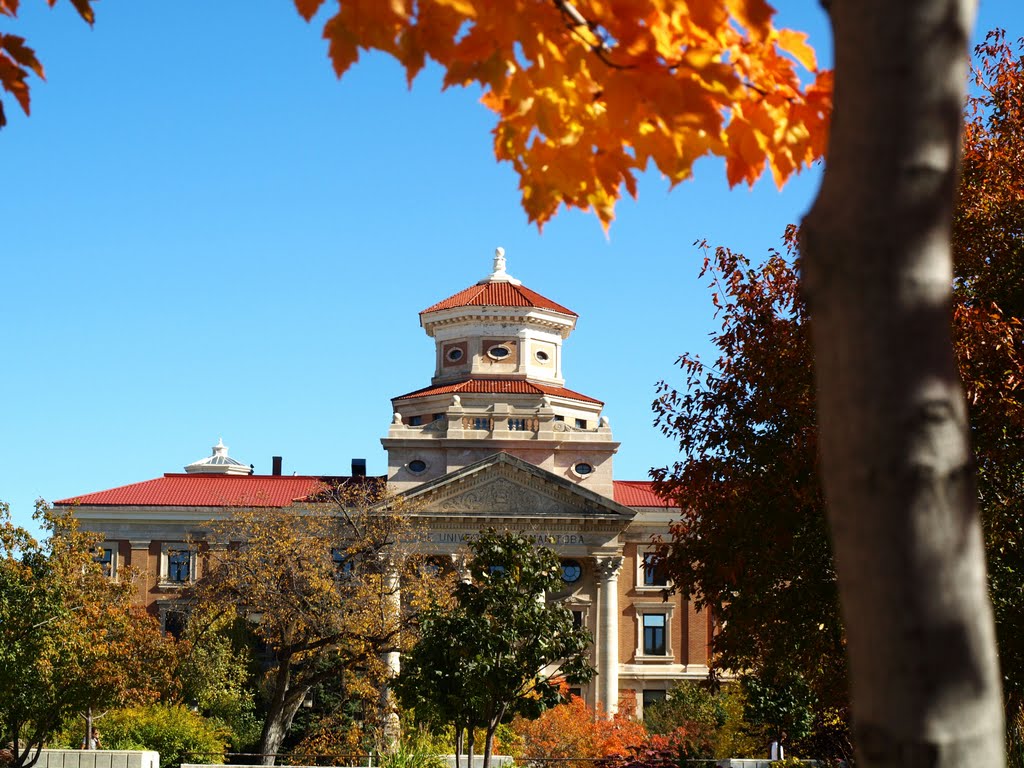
[380, 565, 402, 750]
[594, 555, 623, 716]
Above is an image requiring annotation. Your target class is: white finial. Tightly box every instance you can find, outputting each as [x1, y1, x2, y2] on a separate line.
[479, 246, 522, 285]
[599, 416, 610, 428]
[451, 395, 462, 407]
[392, 412, 403, 425]
[213, 438, 228, 457]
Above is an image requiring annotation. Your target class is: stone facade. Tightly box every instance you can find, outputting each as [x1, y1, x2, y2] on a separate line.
[55, 249, 713, 718]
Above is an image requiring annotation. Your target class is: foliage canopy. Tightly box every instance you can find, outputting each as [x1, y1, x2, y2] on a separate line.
[396, 530, 593, 768]
[0, 502, 176, 768]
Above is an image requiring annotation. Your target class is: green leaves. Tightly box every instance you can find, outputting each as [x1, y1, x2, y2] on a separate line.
[0, 502, 174, 768]
[396, 530, 594, 765]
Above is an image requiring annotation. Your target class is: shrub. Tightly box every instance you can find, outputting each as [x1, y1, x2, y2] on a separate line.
[97, 704, 229, 768]
[642, 682, 763, 760]
[510, 695, 647, 768]
[378, 730, 447, 768]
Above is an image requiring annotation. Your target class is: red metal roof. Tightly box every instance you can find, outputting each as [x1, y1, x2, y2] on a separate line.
[613, 481, 676, 508]
[393, 378, 603, 405]
[421, 282, 577, 317]
[55, 474, 328, 508]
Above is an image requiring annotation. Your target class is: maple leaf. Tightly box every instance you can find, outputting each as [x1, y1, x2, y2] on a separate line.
[299, 0, 831, 229]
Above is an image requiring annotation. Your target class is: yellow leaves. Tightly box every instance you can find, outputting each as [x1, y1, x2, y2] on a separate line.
[433, 0, 478, 15]
[777, 28, 817, 72]
[725, 0, 774, 42]
[725, 111, 766, 187]
[302, 0, 831, 228]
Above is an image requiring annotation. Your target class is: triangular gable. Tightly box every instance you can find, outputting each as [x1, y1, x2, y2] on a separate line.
[400, 452, 636, 523]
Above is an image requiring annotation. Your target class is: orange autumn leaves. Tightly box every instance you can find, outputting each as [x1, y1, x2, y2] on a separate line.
[295, 0, 831, 228]
[509, 694, 647, 764]
[0, 0, 92, 127]
[5, 1, 830, 228]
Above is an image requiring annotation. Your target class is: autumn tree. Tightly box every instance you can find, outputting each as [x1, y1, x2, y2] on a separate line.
[174, 603, 262, 751]
[191, 479, 451, 766]
[953, 29, 1024, 761]
[652, 37, 1024, 747]
[0, 501, 176, 768]
[395, 531, 594, 768]
[651, 231, 849, 758]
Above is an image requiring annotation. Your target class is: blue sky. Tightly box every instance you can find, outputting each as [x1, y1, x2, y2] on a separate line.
[2, 1, 1020, 534]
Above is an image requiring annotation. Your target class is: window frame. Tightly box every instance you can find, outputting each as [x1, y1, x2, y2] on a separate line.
[642, 613, 667, 656]
[95, 544, 118, 579]
[160, 543, 197, 586]
[634, 600, 675, 660]
[637, 549, 670, 591]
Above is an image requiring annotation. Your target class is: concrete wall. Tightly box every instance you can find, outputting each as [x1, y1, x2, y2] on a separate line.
[36, 751, 160, 768]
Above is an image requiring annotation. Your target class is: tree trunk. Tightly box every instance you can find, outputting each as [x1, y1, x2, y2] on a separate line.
[482, 723, 498, 768]
[84, 705, 93, 751]
[259, 660, 308, 766]
[801, 0, 1005, 765]
[454, 725, 464, 768]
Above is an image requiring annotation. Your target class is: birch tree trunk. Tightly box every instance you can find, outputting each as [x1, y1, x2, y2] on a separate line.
[801, 0, 1005, 765]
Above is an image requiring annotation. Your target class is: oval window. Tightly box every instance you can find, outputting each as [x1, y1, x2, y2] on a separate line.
[535, 350, 550, 362]
[487, 345, 511, 360]
[574, 462, 594, 476]
[446, 347, 464, 362]
[408, 459, 427, 474]
[561, 560, 582, 583]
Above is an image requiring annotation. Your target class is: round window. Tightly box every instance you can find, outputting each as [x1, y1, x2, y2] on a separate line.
[487, 345, 511, 360]
[408, 459, 428, 474]
[535, 350, 550, 362]
[574, 462, 594, 476]
[446, 347, 464, 362]
[561, 560, 582, 583]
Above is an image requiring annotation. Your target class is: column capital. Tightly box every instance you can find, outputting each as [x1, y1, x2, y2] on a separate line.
[593, 555, 623, 580]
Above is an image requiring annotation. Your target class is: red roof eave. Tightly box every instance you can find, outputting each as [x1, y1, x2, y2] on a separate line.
[612, 480, 676, 508]
[55, 474, 328, 508]
[421, 282, 577, 317]
[393, 378, 603, 405]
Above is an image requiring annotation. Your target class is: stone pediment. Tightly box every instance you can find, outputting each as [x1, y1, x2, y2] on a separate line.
[402, 453, 635, 523]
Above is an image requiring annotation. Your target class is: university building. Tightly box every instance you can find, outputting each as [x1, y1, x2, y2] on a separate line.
[56, 249, 713, 717]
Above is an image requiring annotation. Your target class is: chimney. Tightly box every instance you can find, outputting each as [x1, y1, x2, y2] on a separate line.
[272, 456, 282, 476]
[351, 458, 367, 477]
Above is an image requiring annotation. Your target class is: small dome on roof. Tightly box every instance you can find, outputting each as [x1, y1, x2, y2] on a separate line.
[184, 438, 251, 475]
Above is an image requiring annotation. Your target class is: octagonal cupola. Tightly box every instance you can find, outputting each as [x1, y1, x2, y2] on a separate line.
[184, 438, 252, 475]
[419, 248, 578, 387]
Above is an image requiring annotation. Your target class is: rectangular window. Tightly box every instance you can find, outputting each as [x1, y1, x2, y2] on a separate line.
[643, 613, 667, 656]
[642, 689, 668, 715]
[569, 687, 583, 700]
[408, 415, 422, 426]
[433, 413, 444, 421]
[95, 546, 116, 579]
[553, 415, 565, 422]
[575, 418, 587, 429]
[166, 548, 192, 583]
[643, 553, 669, 587]
[572, 610, 584, 629]
[331, 548, 355, 578]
